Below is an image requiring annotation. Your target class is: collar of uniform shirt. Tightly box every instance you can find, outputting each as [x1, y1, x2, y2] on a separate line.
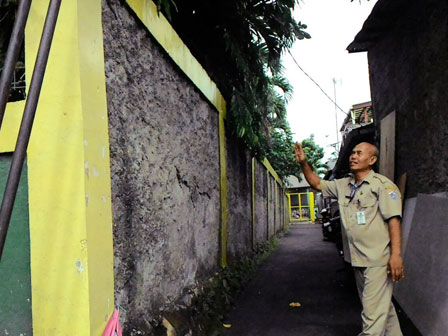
[346, 170, 375, 202]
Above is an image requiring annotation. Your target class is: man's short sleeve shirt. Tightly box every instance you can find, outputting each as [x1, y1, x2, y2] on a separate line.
[320, 170, 402, 267]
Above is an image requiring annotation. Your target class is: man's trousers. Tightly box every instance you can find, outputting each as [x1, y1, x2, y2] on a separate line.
[353, 266, 403, 336]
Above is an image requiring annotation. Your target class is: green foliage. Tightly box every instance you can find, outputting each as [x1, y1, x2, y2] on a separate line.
[162, 0, 310, 166]
[0, 0, 26, 102]
[329, 150, 339, 163]
[0, 0, 17, 69]
[153, 0, 177, 20]
[266, 118, 301, 183]
[301, 134, 328, 178]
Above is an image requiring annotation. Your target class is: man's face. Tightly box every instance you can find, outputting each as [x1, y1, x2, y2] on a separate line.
[349, 143, 376, 172]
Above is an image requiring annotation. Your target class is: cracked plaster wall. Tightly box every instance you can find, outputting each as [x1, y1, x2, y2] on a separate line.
[102, 0, 286, 332]
[103, 0, 220, 330]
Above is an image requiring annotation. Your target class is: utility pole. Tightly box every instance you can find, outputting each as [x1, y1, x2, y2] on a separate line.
[333, 78, 339, 152]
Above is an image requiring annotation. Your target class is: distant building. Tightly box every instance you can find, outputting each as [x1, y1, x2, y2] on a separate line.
[285, 175, 316, 222]
[328, 101, 376, 180]
[340, 101, 373, 140]
[285, 174, 311, 194]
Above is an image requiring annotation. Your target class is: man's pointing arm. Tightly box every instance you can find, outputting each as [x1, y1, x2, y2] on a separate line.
[294, 142, 322, 191]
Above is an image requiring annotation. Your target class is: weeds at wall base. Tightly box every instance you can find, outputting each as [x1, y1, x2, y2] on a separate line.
[153, 226, 289, 335]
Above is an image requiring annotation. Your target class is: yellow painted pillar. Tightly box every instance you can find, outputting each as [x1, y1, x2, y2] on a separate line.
[24, 0, 114, 334]
[309, 192, 315, 222]
[287, 193, 292, 222]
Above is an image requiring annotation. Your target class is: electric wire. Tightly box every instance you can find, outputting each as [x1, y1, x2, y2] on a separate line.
[287, 50, 349, 116]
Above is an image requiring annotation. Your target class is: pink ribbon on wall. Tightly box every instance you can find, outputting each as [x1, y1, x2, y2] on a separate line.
[102, 309, 123, 336]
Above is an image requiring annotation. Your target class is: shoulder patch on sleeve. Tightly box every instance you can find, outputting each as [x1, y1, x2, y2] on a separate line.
[388, 190, 398, 199]
[373, 173, 393, 185]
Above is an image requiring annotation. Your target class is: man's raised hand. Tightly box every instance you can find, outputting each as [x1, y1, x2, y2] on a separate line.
[294, 142, 306, 164]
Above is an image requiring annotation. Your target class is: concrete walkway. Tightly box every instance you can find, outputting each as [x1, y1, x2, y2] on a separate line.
[221, 223, 361, 336]
[220, 223, 421, 336]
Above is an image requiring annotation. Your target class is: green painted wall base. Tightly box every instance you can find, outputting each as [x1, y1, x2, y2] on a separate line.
[0, 154, 32, 335]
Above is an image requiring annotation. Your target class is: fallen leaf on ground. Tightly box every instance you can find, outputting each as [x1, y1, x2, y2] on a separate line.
[289, 302, 302, 307]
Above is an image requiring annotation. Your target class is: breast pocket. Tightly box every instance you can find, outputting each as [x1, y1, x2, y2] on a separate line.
[358, 196, 376, 208]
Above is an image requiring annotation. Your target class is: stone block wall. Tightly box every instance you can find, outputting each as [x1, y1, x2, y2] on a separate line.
[102, 0, 287, 331]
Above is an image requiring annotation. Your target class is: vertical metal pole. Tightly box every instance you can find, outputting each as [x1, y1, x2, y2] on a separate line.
[0, 0, 32, 129]
[333, 78, 339, 152]
[0, 0, 62, 260]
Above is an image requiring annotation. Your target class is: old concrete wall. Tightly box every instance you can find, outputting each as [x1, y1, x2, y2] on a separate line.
[254, 160, 268, 245]
[103, 0, 221, 328]
[102, 0, 287, 332]
[267, 176, 276, 238]
[368, 0, 448, 197]
[226, 131, 253, 261]
[275, 186, 283, 233]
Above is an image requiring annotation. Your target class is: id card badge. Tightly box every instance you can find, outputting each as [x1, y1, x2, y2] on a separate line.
[356, 211, 366, 225]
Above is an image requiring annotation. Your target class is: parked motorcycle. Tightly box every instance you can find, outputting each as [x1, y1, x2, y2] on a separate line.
[320, 202, 344, 258]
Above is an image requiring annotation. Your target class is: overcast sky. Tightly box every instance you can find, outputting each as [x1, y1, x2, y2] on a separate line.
[283, 0, 378, 159]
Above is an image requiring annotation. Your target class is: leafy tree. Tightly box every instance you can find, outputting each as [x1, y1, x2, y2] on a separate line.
[266, 121, 301, 183]
[0, 0, 18, 69]
[0, 0, 25, 101]
[159, 0, 310, 160]
[301, 134, 328, 178]
[264, 67, 301, 181]
[328, 150, 339, 163]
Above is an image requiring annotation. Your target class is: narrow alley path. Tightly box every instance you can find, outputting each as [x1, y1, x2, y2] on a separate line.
[221, 223, 361, 336]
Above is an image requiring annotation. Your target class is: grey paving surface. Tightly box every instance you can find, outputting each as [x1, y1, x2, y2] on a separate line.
[221, 224, 362, 336]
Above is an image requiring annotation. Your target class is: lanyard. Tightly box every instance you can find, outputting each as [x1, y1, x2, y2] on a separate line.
[347, 183, 362, 203]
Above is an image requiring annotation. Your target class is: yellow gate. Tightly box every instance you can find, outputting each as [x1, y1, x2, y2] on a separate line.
[288, 192, 315, 222]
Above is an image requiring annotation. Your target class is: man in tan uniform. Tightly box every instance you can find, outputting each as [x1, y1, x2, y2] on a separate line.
[295, 142, 404, 336]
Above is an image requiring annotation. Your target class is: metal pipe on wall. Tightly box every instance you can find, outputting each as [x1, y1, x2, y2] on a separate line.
[0, 0, 32, 129]
[0, 0, 62, 260]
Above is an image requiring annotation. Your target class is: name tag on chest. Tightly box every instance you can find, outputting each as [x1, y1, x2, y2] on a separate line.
[356, 211, 366, 225]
